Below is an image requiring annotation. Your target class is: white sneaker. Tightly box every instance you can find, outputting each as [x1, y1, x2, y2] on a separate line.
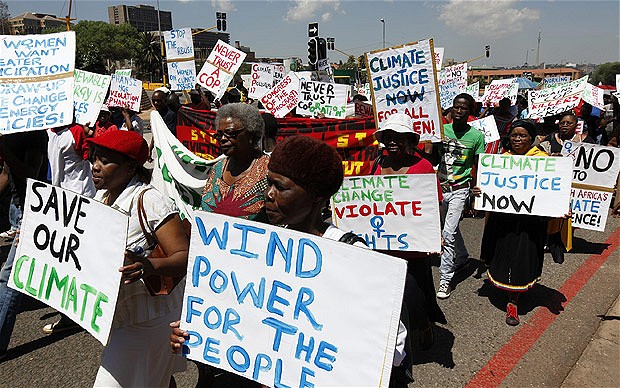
[0, 230, 16, 247]
[436, 283, 452, 299]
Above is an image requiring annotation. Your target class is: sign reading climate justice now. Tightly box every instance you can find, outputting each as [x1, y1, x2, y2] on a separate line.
[106, 74, 142, 112]
[365, 38, 443, 143]
[474, 154, 573, 217]
[73, 69, 111, 126]
[332, 174, 441, 252]
[0, 31, 75, 133]
[9, 180, 128, 345]
[180, 211, 406, 387]
[164, 28, 196, 91]
[528, 76, 588, 120]
[296, 80, 348, 119]
[197, 40, 246, 100]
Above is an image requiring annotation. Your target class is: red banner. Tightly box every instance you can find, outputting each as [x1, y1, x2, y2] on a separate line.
[177, 107, 379, 175]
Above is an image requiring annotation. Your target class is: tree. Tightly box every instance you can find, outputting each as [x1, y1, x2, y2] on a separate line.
[135, 31, 162, 82]
[0, 1, 9, 35]
[590, 62, 620, 85]
[339, 55, 358, 71]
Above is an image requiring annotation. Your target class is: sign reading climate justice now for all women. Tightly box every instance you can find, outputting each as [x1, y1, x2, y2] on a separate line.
[365, 39, 443, 143]
[180, 211, 406, 387]
[197, 40, 246, 100]
[0, 31, 75, 133]
[474, 154, 573, 218]
[331, 174, 441, 253]
[73, 69, 111, 126]
[9, 180, 128, 345]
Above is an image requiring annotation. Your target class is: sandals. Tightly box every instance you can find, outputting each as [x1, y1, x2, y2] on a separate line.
[506, 303, 520, 326]
[42, 319, 79, 335]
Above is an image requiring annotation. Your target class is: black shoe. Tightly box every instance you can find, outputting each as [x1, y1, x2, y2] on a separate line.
[549, 243, 565, 264]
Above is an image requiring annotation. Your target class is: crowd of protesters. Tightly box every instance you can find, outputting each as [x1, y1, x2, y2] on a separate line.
[0, 73, 619, 388]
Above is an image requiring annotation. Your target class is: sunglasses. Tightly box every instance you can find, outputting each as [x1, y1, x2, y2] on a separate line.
[214, 128, 245, 140]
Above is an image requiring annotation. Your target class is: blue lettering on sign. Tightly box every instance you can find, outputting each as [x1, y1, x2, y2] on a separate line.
[230, 222, 265, 259]
[226, 345, 251, 372]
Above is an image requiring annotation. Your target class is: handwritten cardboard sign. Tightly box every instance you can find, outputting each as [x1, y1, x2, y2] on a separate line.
[115, 69, 132, 77]
[296, 80, 348, 119]
[106, 74, 142, 112]
[354, 100, 374, 117]
[248, 63, 275, 99]
[543, 76, 570, 88]
[180, 211, 406, 387]
[164, 28, 194, 60]
[570, 187, 612, 232]
[9, 180, 127, 345]
[260, 71, 300, 118]
[469, 116, 500, 145]
[168, 60, 196, 91]
[581, 83, 605, 110]
[0, 31, 75, 133]
[474, 154, 573, 217]
[528, 76, 588, 120]
[438, 63, 468, 109]
[332, 174, 441, 252]
[562, 141, 620, 189]
[480, 78, 517, 107]
[73, 69, 111, 126]
[197, 40, 246, 100]
[466, 81, 480, 100]
[365, 39, 443, 142]
[434, 47, 444, 71]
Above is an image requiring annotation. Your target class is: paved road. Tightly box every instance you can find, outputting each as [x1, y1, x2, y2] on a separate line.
[1, 213, 618, 387]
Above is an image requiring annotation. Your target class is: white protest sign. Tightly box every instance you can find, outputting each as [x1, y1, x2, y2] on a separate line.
[73, 69, 111, 126]
[164, 28, 194, 60]
[272, 64, 285, 86]
[260, 71, 300, 118]
[180, 211, 406, 387]
[317, 58, 334, 83]
[528, 76, 588, 120]
[581, 83, 606, 110]
[168, 60, 196, 91]
[354, 100, 374, 117]
[469, 116, 500, 145]
[366, 39, 443, 143]
[438, 63, 468, 109]
[106, 74, 142, 112]
[616, 74, 620, 91]
[562, 141, 620, 188]
[474, 154, 573, 217]
[570, 187, 613, 232]
[9, 180, 128, 345]
[197, 40, 246, 100]
[297, 80, 348, 118]
[466, 81, 480, 100]
[0, 31, 75, 133]
[480, 78, 517, 107]
[248, 63, 275, 99]
[115, 69, 132, 77]
[332, 174, 441, 252]
[434, 47, 444, 71]
[544, 76, 570, 88]
[357, 83, 372, 97]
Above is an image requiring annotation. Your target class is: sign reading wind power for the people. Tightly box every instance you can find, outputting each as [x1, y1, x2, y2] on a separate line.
[197, 40, 246, 99]
[180, 211, 406, 387]
[365, 38, 443, 143]
[474, 154, 573, 217]
[0, 31, 76, 133]
[73, 69, 111, 126]
[164, 28, 196, 91]
[9, 180, 128, 345]
[331, 174, 441, 252]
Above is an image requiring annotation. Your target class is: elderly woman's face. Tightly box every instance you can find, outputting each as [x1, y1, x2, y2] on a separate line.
[264, 171, 315, 227]
[90, 146, 133, 191]
[216, 116, 253, 158]
[509, 126, 533, 155]
[380, 130, 416, 155]
[558, 115, 577, 137]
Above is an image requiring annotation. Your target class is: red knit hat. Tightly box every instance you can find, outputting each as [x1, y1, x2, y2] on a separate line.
[86, 130, 149, 165]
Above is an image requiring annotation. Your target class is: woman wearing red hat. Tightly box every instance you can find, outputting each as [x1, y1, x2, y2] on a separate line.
[86, 130, 189, 387]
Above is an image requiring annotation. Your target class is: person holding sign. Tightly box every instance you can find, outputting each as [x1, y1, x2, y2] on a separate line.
[86, 130, 189, 387]
[478, 120, 554, 326]
[91, 106, 119, 138]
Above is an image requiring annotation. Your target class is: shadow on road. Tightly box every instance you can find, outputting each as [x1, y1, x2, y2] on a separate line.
[411, 324, 456, 369]
[1, 325, 84, 363]
[569, 236, 610, 255]
[477, 280, 566, 316]
[17, 295, 49, 314]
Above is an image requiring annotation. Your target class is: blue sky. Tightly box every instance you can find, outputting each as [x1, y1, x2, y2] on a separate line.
[7, 1, 620, 68]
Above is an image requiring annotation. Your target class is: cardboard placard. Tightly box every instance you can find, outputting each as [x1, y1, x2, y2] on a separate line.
[543, 76, 570, 88]
[581, 83, 605, 110]
[164, 28, 194, 60]
[365, 38, 443, 143]
[434, 47, 444, 71]
[570, 187, 612, 232]
[0, 31, 75, 133]
[197, 40, 246, 100]
[106, 74, 142, 112]
[73, 69, 111, 126]
[480, 78, 517, 107]
[180, 211, 406, 387]
[438, 63, 468, 109]
[260, 72, 300, 118]
[354, 100, 374, 117]
[248, 63, 275, 99]
[562, 141, 620, 189]
[332, 174, 442, 252]
[469, 116, 500, 145]
[168, 60, 197, 91]
[474, 154, 573, 217]
[115, 69, 132, 77]
[9, 180, 128, 345]
[465, 81, 480, 100]
[528, 76, 588, 120]
[297, 80, 348, 118]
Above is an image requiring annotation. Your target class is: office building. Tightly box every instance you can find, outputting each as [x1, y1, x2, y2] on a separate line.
[108, 4, 172, 32]
[8, 12, 65, 35]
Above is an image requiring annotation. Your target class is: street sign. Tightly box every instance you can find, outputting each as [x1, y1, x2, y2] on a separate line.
[308, 22, 318, 38]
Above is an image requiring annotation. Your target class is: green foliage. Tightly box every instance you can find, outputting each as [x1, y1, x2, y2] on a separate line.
[590, 62, 620, 85]
[339, 55, 358, 71]
[134, 31, 162, 82]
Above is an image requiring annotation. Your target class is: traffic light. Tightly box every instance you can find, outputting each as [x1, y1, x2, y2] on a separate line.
[308, 38, 318, 65]
[327, 37, 335, 50]
[485, 45, 490, 58]
[317, 37, 327, 60]
[216, 12, 227, 31]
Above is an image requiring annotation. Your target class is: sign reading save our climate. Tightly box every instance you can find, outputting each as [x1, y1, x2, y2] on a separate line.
[180, 211, 406, 387]
[331, 174, 441, 252]
[474, 154, 573, 217]
[9, 180, 128, 345]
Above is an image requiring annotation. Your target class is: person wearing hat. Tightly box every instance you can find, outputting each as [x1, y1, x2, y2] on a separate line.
[86, 130, 188, 387]
[91, 105, 119, 138]
[372, 113, 446, 351]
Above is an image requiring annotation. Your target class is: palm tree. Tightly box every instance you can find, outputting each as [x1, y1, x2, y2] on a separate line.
[136, 31, 162, 82]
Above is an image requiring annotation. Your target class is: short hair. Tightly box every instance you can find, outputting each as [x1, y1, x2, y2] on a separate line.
[215, 103, 264, 150]
[453, 93, 475, 112]
[268, 136, 344, 198]
[559, 111, 577, 121]
[261, 112, 278, 139]
[505, 120, 538, 152]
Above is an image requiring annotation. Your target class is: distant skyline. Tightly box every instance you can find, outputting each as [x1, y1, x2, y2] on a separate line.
[6, 1, 620, 68]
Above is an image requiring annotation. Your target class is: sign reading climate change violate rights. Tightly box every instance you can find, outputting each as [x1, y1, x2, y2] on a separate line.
[9, 180, 128, 345]
[0, 31, 75, 133]
[180, 212, 406, 387]
[365, 38, 443, 143]
[474, 154, 573, 218]
[331, 174, 441, 253]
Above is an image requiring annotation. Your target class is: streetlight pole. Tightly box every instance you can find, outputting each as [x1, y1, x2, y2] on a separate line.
[525, 48, 534, 67]
[380, 18, 385, 48]
[156, 0, 166, 85]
